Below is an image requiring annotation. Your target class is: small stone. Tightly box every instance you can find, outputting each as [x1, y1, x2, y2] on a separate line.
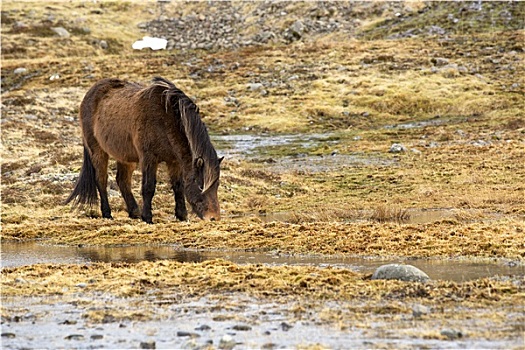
[412, 304, 430, 319]
[471, 140, 490, 147]
[389, 143, 407, 153]
[14, 68, 27, 74]
[195, 324, 211, 331]
[76, 283, 87, 288]
[247, 83, 263, 91]
[139, 341, 156, 349]
[232, 324, 252, 331]
[1, 333, 16, 339]
[288, 20, 304, 39]
[219, 334, 236, 350]
[65, 334, 84, 341]
[99, 40, 108, 49]
[441, 329, 463, 340]
[50, 73, 60, 81]
[280, 322, 293, 331]
[59, 319, 77, 325]
[371, 264, 430, 282]
[91, 334, 104, 340]
[431, 57, 449, 67]
[51, 27, 70, 38]
[177, 331, 200, 338]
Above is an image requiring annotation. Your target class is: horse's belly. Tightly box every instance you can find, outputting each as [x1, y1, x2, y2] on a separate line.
[94, 126, 139, 163]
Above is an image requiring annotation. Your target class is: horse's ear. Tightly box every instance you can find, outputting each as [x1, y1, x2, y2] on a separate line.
[194, 157, 204, 169]
[219, 156, 224, 164]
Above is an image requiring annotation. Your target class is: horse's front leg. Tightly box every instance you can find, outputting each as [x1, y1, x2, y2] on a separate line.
[167, 162, 187, 221]
[141, 160, 158, 224]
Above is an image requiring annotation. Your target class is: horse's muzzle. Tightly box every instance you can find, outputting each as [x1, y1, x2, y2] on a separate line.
[203, 212, 220, 221]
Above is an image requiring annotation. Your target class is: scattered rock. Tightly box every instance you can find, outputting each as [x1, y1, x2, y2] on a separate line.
[371, 264, 430, 282]
[288, 20, 305, 40]
[195, 324, 211, 331]
[64, 334, 84, 341]
[219, 334, 236, 350]
[232, 324, 252, 331]
[441, 329, 463, 340]
[471, 140, 491, 147]
[177, 331, 200, 338]
[91, 334, 104, 340]
[389, 143, 407, 153]
[139, 340, 156, 349]
[51, 27, 70, 38]
[22, 114, 37, 120]
[412, 304, 430, 319]
[280, 322, 293, 331]
[1, 333, 16, 339]
[14, 68, 27, 74]
[59, 319, 77, 325]
[247, 83, 264, 92]
[431, 57, 449, 66]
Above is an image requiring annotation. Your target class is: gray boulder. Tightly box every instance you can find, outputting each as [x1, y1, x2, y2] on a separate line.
[371, 264, 430, 282]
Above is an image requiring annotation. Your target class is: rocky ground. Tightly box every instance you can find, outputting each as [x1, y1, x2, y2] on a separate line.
[1, 1, 525, 349]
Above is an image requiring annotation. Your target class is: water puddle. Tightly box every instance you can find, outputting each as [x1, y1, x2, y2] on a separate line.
[211, 133, 338, 158]
[2, 242, 522, 282]
[212, 133, 394, 172]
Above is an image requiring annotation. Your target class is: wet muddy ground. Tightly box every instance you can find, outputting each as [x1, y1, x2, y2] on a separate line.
[2, 1, 525, 349]
[2, 292, 523, 349]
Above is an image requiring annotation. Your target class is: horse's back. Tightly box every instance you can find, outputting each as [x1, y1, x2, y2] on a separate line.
[80, 78, 177, 164]
[81, 79, 145, 163]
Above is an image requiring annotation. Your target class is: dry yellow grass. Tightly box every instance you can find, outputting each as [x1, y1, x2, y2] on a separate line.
[1, 2, 523, 259]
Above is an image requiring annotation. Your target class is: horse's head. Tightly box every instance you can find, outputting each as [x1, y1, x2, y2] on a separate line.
[185, 156, 223, 221]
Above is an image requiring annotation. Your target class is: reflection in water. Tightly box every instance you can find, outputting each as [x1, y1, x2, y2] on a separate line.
[2, 242, 523, 283]
[78, 246, 205, 264]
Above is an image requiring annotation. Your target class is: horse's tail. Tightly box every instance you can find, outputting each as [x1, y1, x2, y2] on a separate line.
[65, 146, 99, 206]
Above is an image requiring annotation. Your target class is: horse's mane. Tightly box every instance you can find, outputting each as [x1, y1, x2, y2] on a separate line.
[149, 77, 219, 192]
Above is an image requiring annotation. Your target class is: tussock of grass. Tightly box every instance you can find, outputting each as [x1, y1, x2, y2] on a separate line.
[369, 205, 410, 223]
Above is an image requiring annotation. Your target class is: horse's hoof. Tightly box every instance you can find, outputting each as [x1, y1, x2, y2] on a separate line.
[175, 213, 188, 221]
[141, 216, 153, 224]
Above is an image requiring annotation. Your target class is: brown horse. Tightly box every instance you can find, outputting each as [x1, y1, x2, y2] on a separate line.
[66, 77, 222, 223]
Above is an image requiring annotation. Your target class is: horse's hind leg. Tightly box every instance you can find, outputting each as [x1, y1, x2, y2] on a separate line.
[167, 162, 187, 221]
[89, 145, 112, 219]
[116, 162, 140, 219]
